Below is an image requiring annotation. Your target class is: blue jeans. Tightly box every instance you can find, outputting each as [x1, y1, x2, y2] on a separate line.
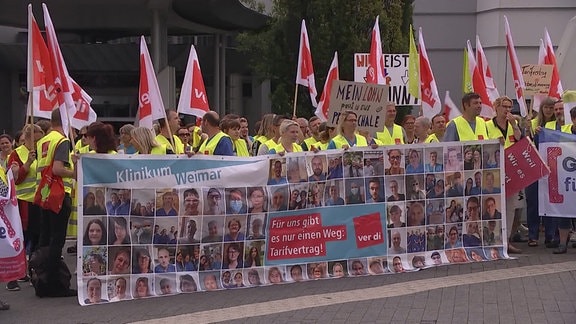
[526, 181, 559, 241]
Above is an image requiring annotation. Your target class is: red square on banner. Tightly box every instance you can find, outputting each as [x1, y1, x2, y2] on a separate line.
[353, 212, 384, 249]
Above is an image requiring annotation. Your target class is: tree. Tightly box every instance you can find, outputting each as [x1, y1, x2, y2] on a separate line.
[237, 0, 414, 117]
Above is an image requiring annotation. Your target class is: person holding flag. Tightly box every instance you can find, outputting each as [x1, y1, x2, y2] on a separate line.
[485, 96, 523, 254]
[442, 93, 488, 142]
[155, 109, 185, 154]
[198, 111, 234, 156]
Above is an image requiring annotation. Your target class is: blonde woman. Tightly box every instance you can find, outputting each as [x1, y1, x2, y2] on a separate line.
[130, 127, 173, 155]
[327, 111, 368, 149]
[268, 120, 303, 155]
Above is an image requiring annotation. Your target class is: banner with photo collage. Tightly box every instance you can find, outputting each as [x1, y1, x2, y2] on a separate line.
[77, 140, 508, 305]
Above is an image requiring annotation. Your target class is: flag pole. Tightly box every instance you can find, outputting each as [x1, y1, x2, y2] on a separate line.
[292, 86, 299, 118]
[26, 94, 34, 151]
[163, 116, 176, 152]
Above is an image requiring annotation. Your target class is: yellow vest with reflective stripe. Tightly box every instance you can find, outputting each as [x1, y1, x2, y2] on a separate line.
[376, 124, 404, 145]
[156, 134, 185, 154]
[486, 119, 517, 148]
[544, 120, 561, 130]
[254, 135, 268, 144]
[452, 116, 488, 141]
[14, 145, 37, 202]
[151, 144, 168, 155]
[199, 131, 230, 155]
[424, 133, 439, 143]
[234, 139, 250, 157]
[36, 130, 73, 194]
[269, 142, 303, 154]
[331, 134, 368, 149]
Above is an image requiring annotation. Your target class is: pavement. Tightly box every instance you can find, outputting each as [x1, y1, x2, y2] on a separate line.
[1, 238, 575, 324]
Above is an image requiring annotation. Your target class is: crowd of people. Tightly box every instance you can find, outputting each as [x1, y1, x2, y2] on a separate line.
[1, 92, 574, 308]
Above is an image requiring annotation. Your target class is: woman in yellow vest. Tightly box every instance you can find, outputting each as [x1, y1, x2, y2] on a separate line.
[252, 114, 275, 156]
[327, 110, 368, 149]
[257, 114, 286, 155]
[485, 96, 521, 149]
[312, 122, 336, 151]
[85, 122, 119, 154]
[221, 118, 250, 157]
[530, 97, 556, 136]
[6, 124, 44, 289]
[268, 120, 303, 155]
[130, 127, 172, 154]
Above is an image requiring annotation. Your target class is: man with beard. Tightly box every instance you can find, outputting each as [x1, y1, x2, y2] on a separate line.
[308, 156, 326, 181]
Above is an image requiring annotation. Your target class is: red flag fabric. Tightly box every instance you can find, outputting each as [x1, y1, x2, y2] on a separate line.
[43, 4, 74, 135]
[467, 40, 494, 118]
[69, 79, 97, 129]
[366, 16, 386, 85]
[418, 28, 442, 119]
[504, 16, 528, 117]
[543, 29, 563, 100]
[295, 20, 318, 108]
[443, 91, 462, 121]
[27, 4, 57, 119]
[138, 36, 166, 129]
[475, 36, 500, 103]
[315, 52, 339, 121]
[177, 45, 210, 118]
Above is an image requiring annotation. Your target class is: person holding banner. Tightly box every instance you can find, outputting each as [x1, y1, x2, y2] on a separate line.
[301, 116, 322, 151]
[156, 109, 185, 154]
[198, 111, 234, 156]
[443, 93, 488, 142]
[425, 114, 446, 143]
[252, 114, 274, 156]
[258, 115, 287, 156]
[376, 103, 406, 145]
[269, 120, 303, 155]
[313, 123, 337, 151]
[414, 117, 431, 144]
[130, 127, 173, 155]
[221, 118, 250, 157]
[117, 124, 137, 154]
[327, 111, 368, 149]
[526, 98, 558, 248]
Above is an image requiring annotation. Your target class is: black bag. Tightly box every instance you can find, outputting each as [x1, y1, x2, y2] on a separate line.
[29, 247, 72, 298]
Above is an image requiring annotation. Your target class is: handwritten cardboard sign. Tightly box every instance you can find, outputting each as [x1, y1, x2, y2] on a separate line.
[326, 80, 389, 133]
[521, 64, 553, 95]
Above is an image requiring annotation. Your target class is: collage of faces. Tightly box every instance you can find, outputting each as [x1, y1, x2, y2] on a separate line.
[79, 143, 506, 303]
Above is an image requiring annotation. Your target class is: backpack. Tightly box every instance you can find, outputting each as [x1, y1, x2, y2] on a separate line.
[29, 247, 72, 298]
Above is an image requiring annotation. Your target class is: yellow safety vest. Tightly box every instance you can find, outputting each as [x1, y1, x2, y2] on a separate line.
[302, 137, 318, 151]
[376, 124, 404, 145]
[191, 126, 202, 150]
[452, 116, 488, 141]
[13, 145, 38, 202]
[544, 120, 562, 130]
[255, 135, 268, 144]
[88, 150, 118, 154]
[312, 141, 329, 151]
[269, 142, 303, 154]
[156, 134, 185, 154]
[234, 138, 250, 157]
[561, 124, 572, 133]
[74, 139, 90, 153]
[486, 119, 517, 149]
[331, 134, 368, 149]
[424, 133, 439, 143]
[199, 131, 230, 155]
[150, 144, 169, 155]
[36, 130, 73, 194]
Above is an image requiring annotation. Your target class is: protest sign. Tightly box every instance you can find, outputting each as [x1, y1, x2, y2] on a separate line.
[521, 64, 553, 95]
[326, 80, 389, 133]
[354, 53, 419, 106]
[504, 136, 549, 197]
[77, 140, 509, 305]
[538, 129, 576, 217]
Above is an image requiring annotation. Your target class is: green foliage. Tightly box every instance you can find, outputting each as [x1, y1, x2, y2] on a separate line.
[237, 0, 414, 117]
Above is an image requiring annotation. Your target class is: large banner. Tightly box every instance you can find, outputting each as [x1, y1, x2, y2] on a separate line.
[77, 141, 508, 305]
[539, 129, 576, 217]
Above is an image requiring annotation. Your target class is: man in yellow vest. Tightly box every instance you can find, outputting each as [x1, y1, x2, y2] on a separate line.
[425, 114, 446, 143]
[156, 109, 185, 154]
[74, 126, 90, 153]
[544, 99, 566, 131]
[198, 111, 234, 156]
[301, 116, 322, 151]
[221, 117, 250, 157]
[376, 102, 406, 145]
[35, 108, 77, 297]
[443, 92, 488, 142]
[485, 96, 523, 254]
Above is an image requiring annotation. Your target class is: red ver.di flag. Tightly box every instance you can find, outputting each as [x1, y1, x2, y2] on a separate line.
[0, 170, 26, 282]
[504, 136, 549, 197]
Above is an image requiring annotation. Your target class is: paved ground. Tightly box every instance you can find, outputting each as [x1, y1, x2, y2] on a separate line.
[1, 239, 575, 324]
